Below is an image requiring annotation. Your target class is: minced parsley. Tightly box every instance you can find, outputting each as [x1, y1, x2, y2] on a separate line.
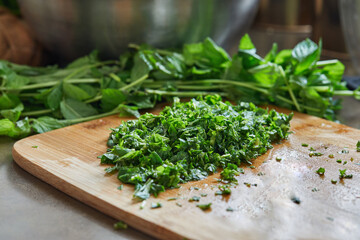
[100, 96, 292, 200]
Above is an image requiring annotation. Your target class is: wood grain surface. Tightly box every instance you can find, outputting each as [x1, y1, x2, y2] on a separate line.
[12, 107, 360, 240]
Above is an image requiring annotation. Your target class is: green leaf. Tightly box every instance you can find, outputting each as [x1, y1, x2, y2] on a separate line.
[248, 62, 283, 85]
[274, 49, 293, 65]
[4, 72, 30, 89]
[130, 52, 153, 82]
[0, 103, 23, 122]
[0, 93, 20, 110]
[264, 43, 278, 62]
[0, 119, 16, 136]
[60, 98, 98, 120]
[117, 104, 140, 118]
[101, 88, 127, 111]
[47, 83, 63, 111]
[183, 37, 230, 68]
[32, 116, 68, 133]
[0, 117, 30, 138]
[78, 84, 98, 98]
[292, 39, 320, 75]
[239, 33, 256, 52]
[63, 82, 91, 101]
[127, 92, 155, 109]
[318, 60, 345, 88]
[66, 50, 99, 69]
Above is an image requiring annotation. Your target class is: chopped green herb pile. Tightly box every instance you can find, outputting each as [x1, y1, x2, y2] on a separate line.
[1, 34, 359, 139]
[100, 95, 292, 200]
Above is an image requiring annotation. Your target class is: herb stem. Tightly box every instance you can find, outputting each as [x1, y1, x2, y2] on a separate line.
[21, 109, 52, 117]
[333, 90, 355, 96]
[145, 89, 227, 97]
[120, 74, 149, 92]
[63, 60, 117, 81]
[0, 78, 101, 91]
[65, 109, 119, 124]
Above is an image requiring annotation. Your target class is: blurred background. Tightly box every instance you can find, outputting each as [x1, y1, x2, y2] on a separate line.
[0, 0, 356, 70]
[0, 0, 358, 82]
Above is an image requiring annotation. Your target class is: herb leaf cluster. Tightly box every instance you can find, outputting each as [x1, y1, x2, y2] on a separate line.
[1, 35, 358, 138]
[101, 95, 292, 200]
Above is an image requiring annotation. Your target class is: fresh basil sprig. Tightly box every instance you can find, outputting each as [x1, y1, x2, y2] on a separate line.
[0, 35, 358, 138]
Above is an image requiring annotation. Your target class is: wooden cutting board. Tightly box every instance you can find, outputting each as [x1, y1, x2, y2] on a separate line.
[12, 106, 360, 240]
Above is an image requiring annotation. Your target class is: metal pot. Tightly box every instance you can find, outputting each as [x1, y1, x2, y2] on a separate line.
[18, 0, 259, 62]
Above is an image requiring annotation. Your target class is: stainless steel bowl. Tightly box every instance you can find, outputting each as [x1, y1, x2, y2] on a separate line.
[18, 0, 259, 62]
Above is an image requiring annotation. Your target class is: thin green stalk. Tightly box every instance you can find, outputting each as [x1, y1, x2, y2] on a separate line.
[280, 67, 301, 112]
[333, 90, 355, 96]
[316, 60, 339, 67]
[0, 78, 101, 91]
[120, 74, 148, 92]
[65, 109, 119, 124]
[85, 74, 149, 104]
[21, 109, 52, 117]
[63, 60, 118, 81]
[145, 89, 227, 97]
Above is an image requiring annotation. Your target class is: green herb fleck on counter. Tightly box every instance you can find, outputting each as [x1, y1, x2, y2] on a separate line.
[114, 221, 128, 230]
[151, 202, 162, 209]
[316, 167, 325, 175]
[196, 203, 212, 211]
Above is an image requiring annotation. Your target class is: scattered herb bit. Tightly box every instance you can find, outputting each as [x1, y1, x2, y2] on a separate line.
[31, 145, 38, 148]
[244, 182, 251, 188]
[301, 143, 309, 147]
[309, 147, 316, 151]
[339, 169, 353, 179]
[226, 207, 234, 212]
[215, 185, 231, 195]
[196, 203, 212, 211]
[249, 165, 256, 169]
[194, 187, 200, 190]
[326, 217, 334, 222]
[350, 157, 354, 162]
[151, 202, 162, 209]
[188, 196, 200, 202]
[167, 197, 178, 201]
[257, 172, 265, 176]
[339, 149, 349, 154]
[113, 221, 128, 230]
[329, 154, 334, 158]
[291, 196, 301, 204]
[336, 159, 342, 164]
[117, 185, 123, 190]
[311, 188, 319, 192]
[331, 179, 337, 184]
[100, 96, 292, 200]
[316, 167, 325, 175]
[357, 141, 360, 152]
[176, 202, 182, 207]
[140, 201, 146, 210]
[309, 152, 323, 157]
[343, 161, 347, 165]
[276, 157, 282, 162]
[200, 193, 208, 197]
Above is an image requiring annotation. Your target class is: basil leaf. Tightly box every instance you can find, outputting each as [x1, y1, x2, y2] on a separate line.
[60, 98, 98, 120]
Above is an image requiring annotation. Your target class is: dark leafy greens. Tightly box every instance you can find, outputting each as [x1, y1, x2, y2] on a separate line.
[1, 35, 359, 138]
[101, 95, 292, 200]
